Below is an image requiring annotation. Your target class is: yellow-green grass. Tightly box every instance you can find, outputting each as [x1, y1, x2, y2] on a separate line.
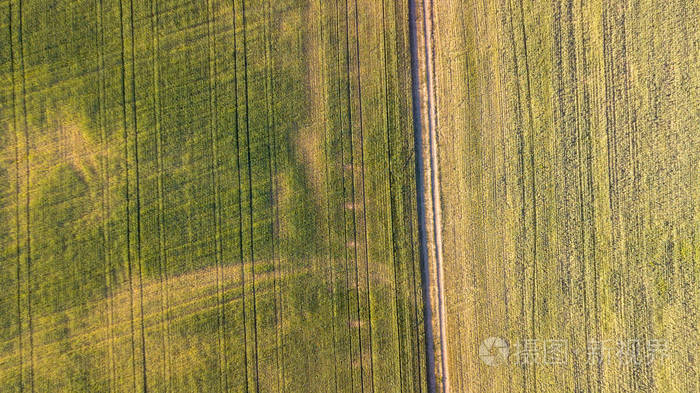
[0, 263, 276, 390]
[425, 0, 699, 392]
[0, 0, 427, 392]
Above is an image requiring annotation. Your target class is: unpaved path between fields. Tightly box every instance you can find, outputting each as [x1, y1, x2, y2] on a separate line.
[408, 0, 449, 392]
[421, 0, 450, 391]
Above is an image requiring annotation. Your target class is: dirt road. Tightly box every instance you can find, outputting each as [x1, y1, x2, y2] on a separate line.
[408, 0, 449, 392]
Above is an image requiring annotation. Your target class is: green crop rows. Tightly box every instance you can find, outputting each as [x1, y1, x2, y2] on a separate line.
[0, 0, 426, 392]
[430, 0, 698, 392]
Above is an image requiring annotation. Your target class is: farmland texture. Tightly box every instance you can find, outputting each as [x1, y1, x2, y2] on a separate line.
[0, 0, 698, 393]
[421, 0, 699, 392]
[0, 0, 427, 392]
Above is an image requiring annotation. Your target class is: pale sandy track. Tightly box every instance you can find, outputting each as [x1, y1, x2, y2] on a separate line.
[421, 0, 450, 392]
[408, 0, 449, 392]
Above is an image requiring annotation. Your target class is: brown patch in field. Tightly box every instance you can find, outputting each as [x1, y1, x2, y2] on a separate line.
[349, 320, 365, 328]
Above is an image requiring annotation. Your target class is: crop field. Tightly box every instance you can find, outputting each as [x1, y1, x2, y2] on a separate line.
[0, 0, 429, 392]
[0, 0, 697, 392]
[425, 0, 698, 392]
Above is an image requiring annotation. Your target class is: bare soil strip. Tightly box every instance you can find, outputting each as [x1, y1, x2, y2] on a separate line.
[407, 0, 439, 392]
[409, 0, 450, 391]
[418, 1, 450, 392]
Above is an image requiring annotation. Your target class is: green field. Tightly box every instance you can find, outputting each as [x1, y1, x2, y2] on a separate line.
[0, 0, 697, 392]
[426, 0, 698, 392]
[0, 0, 427, 392]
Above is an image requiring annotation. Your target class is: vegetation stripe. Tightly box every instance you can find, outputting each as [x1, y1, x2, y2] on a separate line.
[317, 1, 340, 391]
[269, 2, 285, 388]
[240, 1, 261, 391]
[149, 0, 172, 390]
[8, 2, 23, 390]
[514, 2, 538, 389]
[576, 3, 602, 387]
[117, 0, 138, 389]
[16, 1, 34, 391]
[344, 0, 365, 390]
[511, 0, 530, 389]
[333, 0, 356, 390]
[3, 272, 274, 364]
[204, 1, 227, 391]
[95, 0, 116, 389]
[379, 0, 404, 390]
[263, 1, 283, 391]
[350, 1, 377, 391]
[407, 152, 424, 393]
[124, 0, 150, 389]
[229, 0, 250, 390]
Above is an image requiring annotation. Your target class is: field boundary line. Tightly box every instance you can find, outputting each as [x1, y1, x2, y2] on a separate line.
[407, 0, 438, 391]
[419, 0, 450, 391]
[241, 1, 261, 390]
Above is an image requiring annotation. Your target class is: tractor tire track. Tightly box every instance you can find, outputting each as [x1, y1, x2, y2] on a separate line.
[316, 1, 341, 392]
[95, 0, 117, 389]
[342, 0, 366, 391]
[262, 2, 280, 392]
[204, 2, 229, 391]
[228, 0, 251, 390]
[0, 268, 285, 372]
[149, 0, 173, 390]
[349, 0, 376, 391]
[348, 0, 374, 393]
[116, 1, 139, 389]
[241, 1, 261, 391]
[8, 2, 24, 390]
[125, 0, 149, 389]
[0, 260, 279, 360]
[334, 0, 358, 389]
[16, 1, 35, 391]
[263, 1, 285, 390]
[379, 0, 405, 390]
